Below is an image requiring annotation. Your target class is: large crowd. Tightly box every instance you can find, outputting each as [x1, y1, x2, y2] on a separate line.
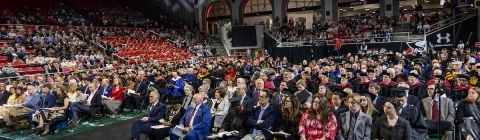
[0, 2, 479, 140]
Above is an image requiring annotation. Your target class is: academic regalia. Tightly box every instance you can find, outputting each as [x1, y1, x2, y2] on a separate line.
[379, 78, 397, 98]
[331, 89, 349, 119]
[396, 92, 428, 140]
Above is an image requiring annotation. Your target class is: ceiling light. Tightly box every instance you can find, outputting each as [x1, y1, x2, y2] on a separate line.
[399, 5, 403, 7]
[365, 9, 370, 10]
[404, 9, 407, 10]
[340, 9, 343, 10]
[350, 7, 354, 8]
[372, 12, 375, 13]
[343, 10, 346, 11]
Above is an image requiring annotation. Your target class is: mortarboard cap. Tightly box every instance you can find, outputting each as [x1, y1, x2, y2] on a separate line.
[395, 91, 407, 98]
[408, 72, 419, 78]
[366, 69, 375, 73]
[333, 88, 348, 99]
[345, 68, 354, 72]
[456, 74, 471, 81]
[296, 90, 310, 104]
[340, 74, 349, 79]
[360, 72, 368, 77]
[362, 92, 377, 101]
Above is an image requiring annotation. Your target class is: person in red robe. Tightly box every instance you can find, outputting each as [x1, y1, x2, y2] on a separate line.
[224, 65, 236, 81]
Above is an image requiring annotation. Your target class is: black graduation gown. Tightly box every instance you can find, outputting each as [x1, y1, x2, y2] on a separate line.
[399, 105, 428, 140]
[331, 104, 348, 120]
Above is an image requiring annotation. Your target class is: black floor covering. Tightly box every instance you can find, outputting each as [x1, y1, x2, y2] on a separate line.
[62, 116, 142, 140]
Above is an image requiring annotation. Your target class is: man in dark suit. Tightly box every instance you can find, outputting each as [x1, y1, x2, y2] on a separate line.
[70, 83, 103, 127]
[124, 71, 149, 113]
[234, 84, 254, 115]
[420, 84, 455, 140]
[395, 91, 428, 140]
[336, 93, 372, 140]
[98, 79, 113, 100]
[130, 90, 166, 140]
[202, 79, 215, 99]
[271, 82, 291, 110]
[0, 83, 12, 104]
[169, 94, 211, 140]
[245, 89, 277, 140]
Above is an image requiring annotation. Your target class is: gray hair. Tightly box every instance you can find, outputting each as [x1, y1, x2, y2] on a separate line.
[198, 86, 209, 93]
[237, 78, 246, 84]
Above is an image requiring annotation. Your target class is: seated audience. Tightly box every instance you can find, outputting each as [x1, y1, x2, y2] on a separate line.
[298, 95, 337, 140]
[336, 93, 372, 140]
[456, 87, 480, 140]
[0, 83, 12, 105]
[169, 94, 211, 140]
[130, 90, 166, 140]
[28, 83, 56, 129]
[373, 98, 412, 140]
[34, 85, 69, 136]
[210, 87, 230, 131]
[245, 89, 277, 140]
[102, 78, 124, 117]
[147, 101, 185, 140]
[275, 94, 302, 140]
[3, 85, 40, 129]
[70, 83, 102, 127]
[420, 84, 455, 140]
[181, 85, 194, 110]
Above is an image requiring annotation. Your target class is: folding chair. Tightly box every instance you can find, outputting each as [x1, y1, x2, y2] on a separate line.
[425, 120, 455, 140]
[465, 119, 480, 140]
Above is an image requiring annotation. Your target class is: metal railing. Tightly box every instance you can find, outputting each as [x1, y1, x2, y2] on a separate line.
[217, 28, 232, 56]
[426, 11, 476, 35]
[264, 31, 283, 47]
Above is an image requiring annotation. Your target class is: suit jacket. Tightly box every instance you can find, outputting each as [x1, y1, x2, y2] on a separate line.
[408, 94, 421, 109]
[399, 104, 428, 140]
[88, 91, 103, 116]
[0, 90, 12, 105]
[146, 102, 167, 124]
[247, 104, 278, 140]
[374, 95, 387, 115]
[421, 97, 455, 122]
[36, 92, 57, 111]
[135, 80, 149, 97]
[211, 98, 230, 116]
[98, 85, 113, 98]
[179, 103, 211, 139]
[236, 95, 254, 116]
[207, 88, 215, 99]
[336, 111, 372, 140]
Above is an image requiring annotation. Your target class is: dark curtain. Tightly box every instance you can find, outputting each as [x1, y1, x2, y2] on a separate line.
[268, 46, 327, 64]
[232, 26, 257, 47]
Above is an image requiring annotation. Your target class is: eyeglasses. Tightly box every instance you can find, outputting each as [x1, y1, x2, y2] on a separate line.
[427, 88, 435, 90]
[149, 96, 154, 98]
[259, 96, 266, 98]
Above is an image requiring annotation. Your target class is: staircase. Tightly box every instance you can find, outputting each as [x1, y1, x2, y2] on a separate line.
[211, 36, 228, 57]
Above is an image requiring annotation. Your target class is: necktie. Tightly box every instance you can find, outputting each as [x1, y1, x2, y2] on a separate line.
[432, 100, 439, 120]
[348, 113, 357, 140]
[185, 106, 196, 127]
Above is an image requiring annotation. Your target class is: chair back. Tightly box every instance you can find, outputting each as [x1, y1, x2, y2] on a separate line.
[470, 104, 480, 122]
[465, 119, 480, 140]
[425, 120, 455, 131]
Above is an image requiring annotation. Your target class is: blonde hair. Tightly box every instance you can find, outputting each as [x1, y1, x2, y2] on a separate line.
[343, 88, 353, 95]
[361, 96, 376, 117]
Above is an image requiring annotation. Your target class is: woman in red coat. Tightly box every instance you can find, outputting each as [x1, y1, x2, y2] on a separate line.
[103, 78, 124, 117]
[224, 65, 236, 82]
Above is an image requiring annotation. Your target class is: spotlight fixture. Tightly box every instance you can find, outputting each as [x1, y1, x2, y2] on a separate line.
[350, 7, 353, 8]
